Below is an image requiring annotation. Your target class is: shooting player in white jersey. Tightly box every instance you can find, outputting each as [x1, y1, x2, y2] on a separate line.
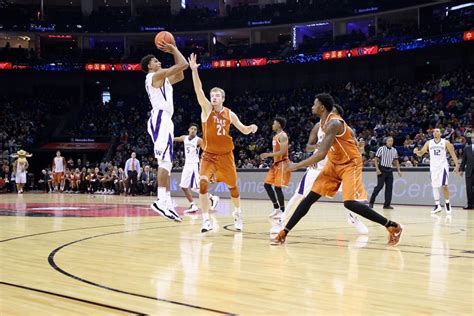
[414, 128, 460, 214]
[174, 123, 219, 213]
[140, 43, 188, 222]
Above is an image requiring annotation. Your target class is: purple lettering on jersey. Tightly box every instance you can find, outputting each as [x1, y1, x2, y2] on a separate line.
[149, 110, 163, 142]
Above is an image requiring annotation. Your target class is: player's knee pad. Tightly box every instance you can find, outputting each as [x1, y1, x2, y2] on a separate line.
[199, 179, 209, 194]
[229, 186, 240, 198]
[158, 161, 172, 174]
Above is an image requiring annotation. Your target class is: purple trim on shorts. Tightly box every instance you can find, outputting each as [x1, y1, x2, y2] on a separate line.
[149, 110, 163, 143]
[162, 133, 173, 160]
[298, 172, 307, 195]
[442, 168, 448, 186]
[190, 171, 195, 188]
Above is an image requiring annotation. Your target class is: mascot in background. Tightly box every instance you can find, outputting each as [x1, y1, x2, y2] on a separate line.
[11, 150, 33, 194]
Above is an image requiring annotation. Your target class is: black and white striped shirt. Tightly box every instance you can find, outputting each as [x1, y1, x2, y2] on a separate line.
[376, 146, 398, 168]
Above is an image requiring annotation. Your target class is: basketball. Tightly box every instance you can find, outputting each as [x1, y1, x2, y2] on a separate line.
[154, 31, 175, 48]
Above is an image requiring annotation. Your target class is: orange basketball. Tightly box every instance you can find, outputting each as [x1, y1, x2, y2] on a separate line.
[154, 31, 176, 48]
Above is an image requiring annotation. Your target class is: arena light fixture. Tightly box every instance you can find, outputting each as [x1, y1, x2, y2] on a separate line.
[449, 2, 474, 11]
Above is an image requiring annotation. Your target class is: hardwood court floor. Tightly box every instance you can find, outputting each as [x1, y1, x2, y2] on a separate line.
[0, 193, 473, 315]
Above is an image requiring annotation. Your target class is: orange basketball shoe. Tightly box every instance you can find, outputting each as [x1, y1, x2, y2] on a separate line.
[271, 230, 287, 245]
[386, 223, 404, 246]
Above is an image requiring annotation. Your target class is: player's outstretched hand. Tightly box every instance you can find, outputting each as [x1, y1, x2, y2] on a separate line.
[260, 153, 270, 159]
[249, 124, 258, 133]
[188, 53, 200, 70]
[157, 43, 176, 53]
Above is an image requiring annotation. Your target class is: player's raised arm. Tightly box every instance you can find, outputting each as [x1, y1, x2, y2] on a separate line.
[445, 140, 460, 174]
[289, 120, 342, 171]
[414, 141, 429, 157]
[151, 44, 188, 85]
[157, 43, 188, 85]
[230, 111, 258, 135]
[173, 135, 186, 142]
[305, 123, 320, 152]
[188, 53, 212, 114]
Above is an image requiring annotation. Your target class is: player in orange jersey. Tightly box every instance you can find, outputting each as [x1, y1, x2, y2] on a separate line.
[260, 117, 291, 219]
[188, 53, 258, 233]
[272, 93, 403, 246]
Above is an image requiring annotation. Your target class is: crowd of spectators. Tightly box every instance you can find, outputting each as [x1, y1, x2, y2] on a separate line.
[0, 93, 73, 162]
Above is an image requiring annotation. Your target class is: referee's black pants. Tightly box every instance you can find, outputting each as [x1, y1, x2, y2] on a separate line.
[369, 166, 393, 207]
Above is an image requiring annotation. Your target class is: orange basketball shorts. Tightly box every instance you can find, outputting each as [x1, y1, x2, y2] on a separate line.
[312, 157, 367, 201]
[200, 151, 238, 188]
[53, 172, 64, 183]
[264, 160, 291, 187]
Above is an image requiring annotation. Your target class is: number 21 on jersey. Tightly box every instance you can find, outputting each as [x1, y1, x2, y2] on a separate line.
[217, 123, 226, 136]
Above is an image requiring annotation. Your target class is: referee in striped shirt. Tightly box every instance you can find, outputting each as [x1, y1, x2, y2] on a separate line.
[369, 136, 402, 209]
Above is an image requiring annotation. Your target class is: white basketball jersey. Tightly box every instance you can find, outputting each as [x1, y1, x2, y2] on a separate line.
[54, 157, 65, 172]
[309, 126, 328, 170]
[184, 136, 200, 165]
[145, 74, 174, 116]
[428, 138, 448, 169]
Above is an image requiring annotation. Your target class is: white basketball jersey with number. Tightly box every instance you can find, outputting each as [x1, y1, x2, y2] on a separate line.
[145, 74, 174, 116]
[54, 157, 65, 173]
[184, 136, 200, 165]
[428, 138, 448, 169]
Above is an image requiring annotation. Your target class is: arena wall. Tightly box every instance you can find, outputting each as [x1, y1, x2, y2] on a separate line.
[170, 168, 468, 207]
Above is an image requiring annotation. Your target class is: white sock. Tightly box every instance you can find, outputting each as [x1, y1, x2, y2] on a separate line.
[234, 207, 242, 214]
[157, 187, 166, 200]
[432, 187, 440, 205]
[202, 212, 209, 221]
[445, 199, 450, 204]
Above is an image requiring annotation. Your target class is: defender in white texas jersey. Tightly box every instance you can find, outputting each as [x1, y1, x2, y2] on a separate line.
[414, 128, 460, 214]
[140, 43, 188, 222]
[174, 123, 219, 213]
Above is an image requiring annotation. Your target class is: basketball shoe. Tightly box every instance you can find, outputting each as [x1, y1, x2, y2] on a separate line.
[347, 213, 369, 234]
[209, 194, 220, 211]
[386, 223, 404, 246]
[184, 203, 199, 214]
[233, 211, 243, 231]
[270, 230, 287, 245]
[431, 205, 442, 214]
[201, 218, 213, 233]
[151, 200, 181, 222]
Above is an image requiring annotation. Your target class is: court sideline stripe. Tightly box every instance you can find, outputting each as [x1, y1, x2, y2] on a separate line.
[47, 225, 235, 315]
[0, 281, 145, 315]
